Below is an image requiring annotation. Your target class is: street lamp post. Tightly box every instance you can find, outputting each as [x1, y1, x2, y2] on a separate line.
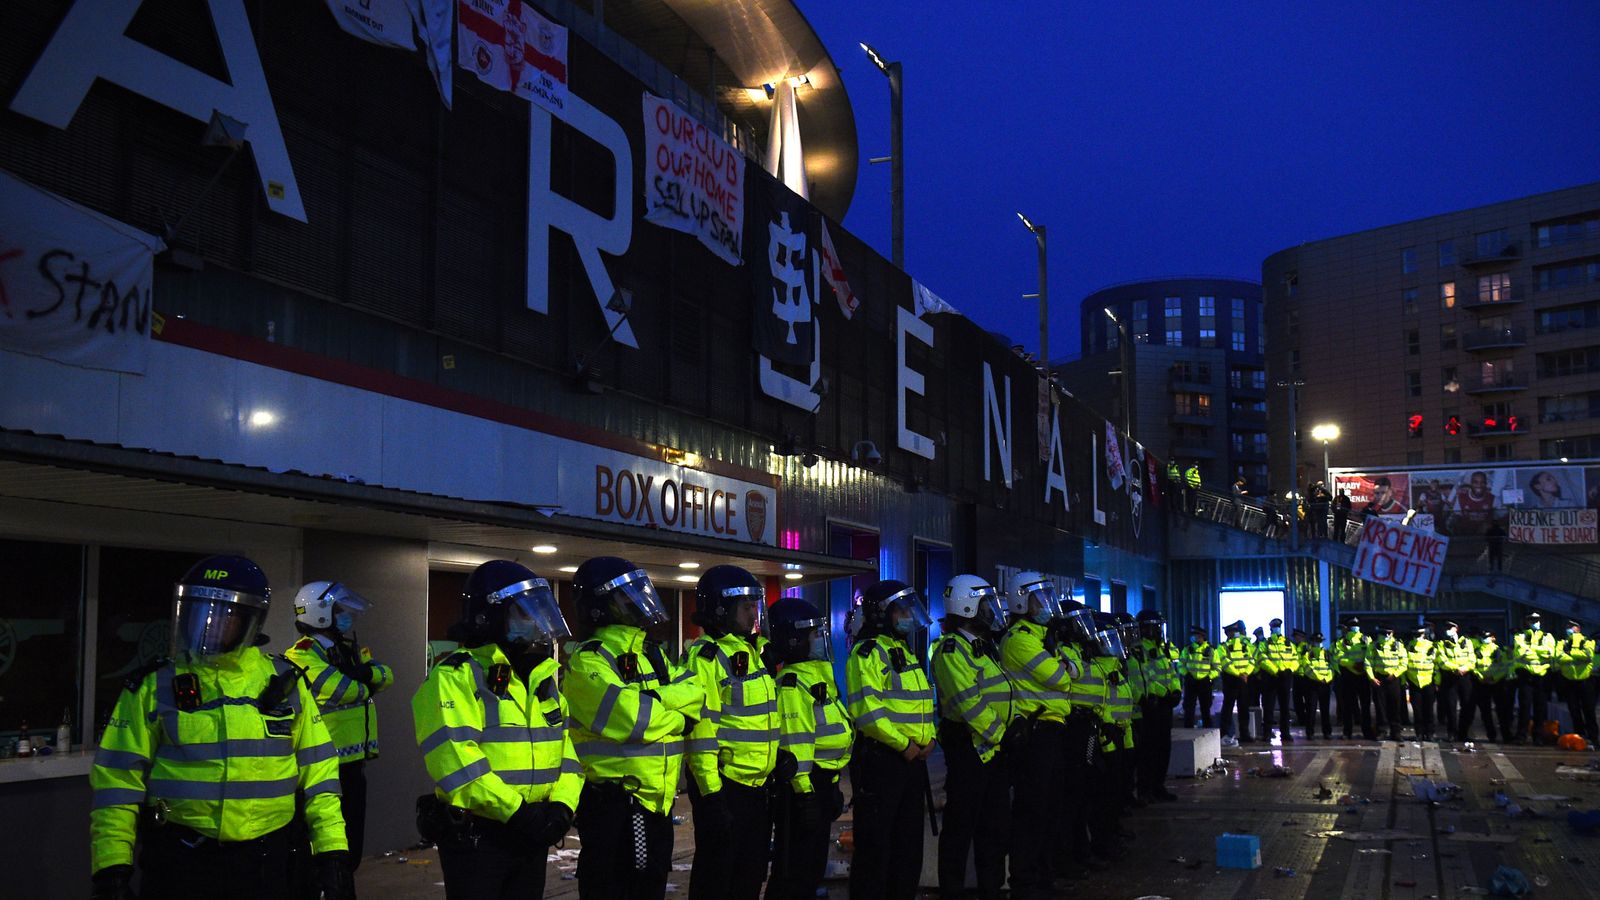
[1276, 378, 1306, 551]
[861, 43, 903, 269]
[1017, 212, 1048, 371]
[1310, 423, 1341, 488]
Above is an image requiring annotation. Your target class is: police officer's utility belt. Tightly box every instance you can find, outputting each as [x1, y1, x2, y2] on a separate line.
[138, 806, 287, 850]
[414, 794, 519, 848]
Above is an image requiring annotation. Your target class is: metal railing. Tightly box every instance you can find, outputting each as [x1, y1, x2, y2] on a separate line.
[1462, 326, 1528, 350]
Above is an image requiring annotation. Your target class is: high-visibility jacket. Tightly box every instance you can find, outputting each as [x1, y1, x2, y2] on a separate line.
[1180, 640, 1221, 681]
[1140, 639, 1182, 697]
[776, 660, 852, 794]
[89, 648, 346, 874]
[1255, 635, 1300, 675]
[1185, 465, 1202, 489]
[1094, 657, 1136, 752]
[1000, 619, 1074, 723]
[1513, 629, 1558, 676]
[932, 630, 1013, 762]
[563, 624, 704, 816]
[284, 634, 394, 764]
[1558, 633, 1596, 681]
[1405, 639, 1436, 688]
[1371, 638, 1409, 678]
[1060, 643, 1101, 711]
[1302, 645, 1335, 684]
[1167, 461, 1182, 483]
[846, 634, 936, 752]
[1124, 645, 1149, 714]
[1434, 637, 1477, 677]
[1473, 639, 1501, 680]
[411, 645, 582, 823]
[1488, 645, 1519, 683]
[1220, 636, 1257, 678]
[1335, 633, 1371, 675]
[683, 632, 780, 794]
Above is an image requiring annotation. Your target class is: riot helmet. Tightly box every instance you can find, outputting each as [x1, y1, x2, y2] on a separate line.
[573, 556, 668, 629]
[460, 560, 570, 652]
[172, 555, 271, 658]
[1056, 598, 1099, 645]
[944, 574, 1007, 635]
[858, 579, 932, 640]
[768, 597, 832, 664]
[1136, 608, 1166, 642]
[1005, 570, 1063, 626]
[694, 565, 766, 638]
[293, 580, 370, 636]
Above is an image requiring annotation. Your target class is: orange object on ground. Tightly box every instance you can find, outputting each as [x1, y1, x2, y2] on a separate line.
[1558, 733, 1587, 751]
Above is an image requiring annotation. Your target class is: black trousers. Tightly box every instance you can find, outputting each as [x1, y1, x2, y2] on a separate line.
[1307, 680, 1332, 738]
[1493, 681, 1516, 741]
[1087, 742, 1124, 858]
[767, 770, 844, 900]
[848, 740, 927, 900]
[576, 782, 675, 900]
[1411, 683, 1437, 739]
[1376, 676, 1404, 739]
[1515, 672, 1550, 741]
[340, 761, 367, 870]
[1459, 678, 1499, 741]
[1010, 719, 1065, 897]
[1437, 673, 1469, 740]
[1292, 675, 1312, 727]
[437, 818, 549, 900]
[1060, 714, 1096, 865]
[1136, 697, 1173, 795]
[1220, 673, 1251, 740]
[138, 824, 291, 900]
[1564, 677, 1599, 740]
[1182, 677, 1214, 728]
[688, 778, 770, 900]
[1337, 670, 1374, 739]
[938, 722, 1011, 898]
[1260, 670, 1294, 737]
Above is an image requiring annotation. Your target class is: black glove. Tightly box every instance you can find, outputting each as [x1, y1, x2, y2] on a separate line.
[771, 749, 799, 786]
[1001, 716, 1029, 755]
[508, 801, 552, 846]
[695, 789, 736, 839]
[792, 790, 823, 833]
[540, 802, 573, 846]
[331, 642, 376, 684]
[314, 852, 354, 900]
[90, 865, 136, 900]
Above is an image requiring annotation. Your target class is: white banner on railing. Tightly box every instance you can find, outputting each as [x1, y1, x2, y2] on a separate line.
[641, 94, 744, 265]
[1509, 508, 1598, 544]
[0, 171, 163, 374]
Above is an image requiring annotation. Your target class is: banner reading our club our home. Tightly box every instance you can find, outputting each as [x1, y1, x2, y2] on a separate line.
[1352, 516, 1450, 597]
[641, 94, 744, 265]
[1509, 508, 1599, 544]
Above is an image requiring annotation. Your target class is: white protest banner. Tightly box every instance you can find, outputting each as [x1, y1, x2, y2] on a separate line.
[1352, 516, 1450, 597]
[641, 94, 743, 265]
[323, 0, 417, 49]
[0, 171, 163, 374]
[1509, 508, 1598, 545]
[457, 0, 567, 114]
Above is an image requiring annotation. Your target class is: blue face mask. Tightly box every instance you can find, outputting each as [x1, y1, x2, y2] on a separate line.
[1349, 626, 1361, 635]
[1531, 621, 1542, 632]
[334, 612, 355, 634]
[893, 616, 915, 636]
[1271, 626, 1282, 637]
[809, 632, 830, 660]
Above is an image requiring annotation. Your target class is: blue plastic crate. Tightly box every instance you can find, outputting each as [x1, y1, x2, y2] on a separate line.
[1215, 832, 1261, 870]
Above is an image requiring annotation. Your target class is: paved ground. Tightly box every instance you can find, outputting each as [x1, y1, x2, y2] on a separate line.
[357, 739, 1600, 898]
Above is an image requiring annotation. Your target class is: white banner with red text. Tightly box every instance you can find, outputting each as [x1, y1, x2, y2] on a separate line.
[1509, 508, 1598, 545]
[1352, 517, 1450, 597]
[641, 94, 744, 265]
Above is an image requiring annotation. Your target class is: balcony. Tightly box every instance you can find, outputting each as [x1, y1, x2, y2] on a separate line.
[1461, 243, 1520, 268]
[1463, 374, 1527, 394]
[1462, 325, 1529, 351]
[1168, 372, 1214, 392]
[1229, 408, 1268, 427]
[1170, 411, 1215, 426]
[1230, 381, 1267, 398]
[1460, 285, 1526, 310]
[1466, 417, 1533, 438]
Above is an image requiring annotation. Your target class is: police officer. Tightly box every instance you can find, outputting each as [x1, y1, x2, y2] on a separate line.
[682, 565, 780, 900]
[847, 579, 936, 900]
[89, 555, 351, 900]
[564, 557, 706, 899]
[1086, 613, 1135, 861]
[1371, 625, 1409, 741]
[1406, 625, 1438, 741]
[998, 571, 1072, 898]
[1335, 616, 1375, 740]
[1434, 621, 1475, 742]
[1557, 620, 1596, 744]
[1180, 625, 1220, 728]
[285, 580, 393, 891]
[411, 560, 581, 898]
[1255, 618, 1298, 743]
[1218, 620, 1255, 743]
[1134, 609, 1180, 802]
[1053, 598, 1104, 875]
[1302, 633, 1335, 740]
[766, 598, 851, 900]
[1459, 630, 1502, 742]
[932, 575, 1013, 899]
[1513, 612, 1557, 744]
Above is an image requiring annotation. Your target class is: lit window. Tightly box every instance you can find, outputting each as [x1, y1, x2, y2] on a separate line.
[1439, 282, 1455, 309]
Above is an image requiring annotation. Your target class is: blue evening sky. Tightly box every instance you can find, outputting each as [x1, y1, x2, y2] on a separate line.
[800, 1, 1600, 363]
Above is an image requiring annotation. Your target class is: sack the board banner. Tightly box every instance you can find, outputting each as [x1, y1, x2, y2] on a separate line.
[1352, 516, 1450, 597]
[559, 443, 778, 546]
[0, 171, 163, 374]
[641, 94, 744, 265]
[1509, 508, 1598, 545]
[457, 0, 568, 113]
[747, 172, 819, 367]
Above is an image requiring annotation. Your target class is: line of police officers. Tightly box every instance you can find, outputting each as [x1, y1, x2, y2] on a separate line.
[1182, 611, 1597, 746]
[89, 553, 1197, 899]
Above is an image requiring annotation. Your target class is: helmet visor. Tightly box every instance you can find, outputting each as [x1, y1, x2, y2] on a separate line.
[886, 587, 932, 633]
[720, 584, 766, 636]
[324, 583, 370, 630]
[497, 578, 571, 643]
[975, 589, 1009, 634]
[1060, 607, 1098, 643]
[171, 589, 265, 657]
[1139, 619, 1166, 642]
[1023, 582, 1062, 624]
[599, 569, 669, 627]
[792, 615, 833, 662]
[1092, 627, 1127, 660]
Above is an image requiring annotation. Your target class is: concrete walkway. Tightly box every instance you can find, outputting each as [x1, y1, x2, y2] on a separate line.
[356, 739, 1600, 898]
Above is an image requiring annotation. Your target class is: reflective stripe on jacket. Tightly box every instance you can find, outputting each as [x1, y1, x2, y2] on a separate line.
[1302, 646, 1335, 684]
[777, 660, 852, 793]
[1255, 635, 1299, 675]
[932, 631, 1013, 762]
[1220, 637, 1257, 678]
[1180, 641, 1221, 681]
[1000, 619, 1074, 722]
[1514, 630, 1557, 676]
[284, 635, 393, 763]
[1405, 639, 1436, 688]
[683, 632, 780, 793]
[89, 648, 346, 873]
[846, 634, 936, 752]
[1558, 634, 1596, 681]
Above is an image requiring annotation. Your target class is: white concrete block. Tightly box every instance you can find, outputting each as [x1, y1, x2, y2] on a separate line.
[1169, 727, 1222, 778]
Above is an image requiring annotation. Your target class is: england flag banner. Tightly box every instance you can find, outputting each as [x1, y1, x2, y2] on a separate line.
[641, 94, 744, 265]
[457, 0, 568, 114]
[0, 171, 163, 374]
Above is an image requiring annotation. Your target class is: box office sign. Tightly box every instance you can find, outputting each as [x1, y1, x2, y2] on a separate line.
[559, 444, 778, 546]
